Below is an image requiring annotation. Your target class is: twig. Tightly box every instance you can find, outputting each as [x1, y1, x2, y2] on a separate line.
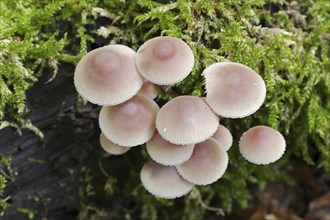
[189, 186, 225, 216]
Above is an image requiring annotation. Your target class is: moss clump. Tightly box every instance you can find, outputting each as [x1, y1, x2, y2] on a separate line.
[0, 0, 97, 135]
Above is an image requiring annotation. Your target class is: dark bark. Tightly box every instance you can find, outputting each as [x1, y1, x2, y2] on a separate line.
[0, 64, 102, 220]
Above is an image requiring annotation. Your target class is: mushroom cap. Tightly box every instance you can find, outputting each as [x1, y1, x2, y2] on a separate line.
[239, 125, 286, 165]
[74, 45, 143, 106]
[146, 131, 195, 166]
[135, 36, 194, 85]
[156, 96, 219, 145]
[203, 62, 266, 118]
[140, 160, 193, 199]
[138, 81, 159, 99]
[99, 133, 130, 155]
[177, 138, 228, 185]
[212, 124, 233, 151]
[99, 94, 159, 147]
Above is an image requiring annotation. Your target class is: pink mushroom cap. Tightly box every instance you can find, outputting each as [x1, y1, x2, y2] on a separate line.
[212, 124, 233, 151]
[239, 125, 286, 165]
[203, 62, 266, 118]
[140, 160, 193, 199]
[177, 138, 229, 185]
[138, 81, 160, 99]
[99, 133, 130, 155]
[156, 96, 219, 145]
[135, 36, 194, 85]
[146, 131, 195, 166]
[99, 94, 159, 147]
[74, 45, 143, 106]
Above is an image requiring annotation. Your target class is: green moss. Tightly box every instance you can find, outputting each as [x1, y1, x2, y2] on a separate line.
[0, 0, 96, 136]
[0, 154, 12, 216]
[0, 175, 8, 216]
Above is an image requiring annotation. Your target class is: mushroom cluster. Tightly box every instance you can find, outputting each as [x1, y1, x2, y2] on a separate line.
[74, 36, 286, 199]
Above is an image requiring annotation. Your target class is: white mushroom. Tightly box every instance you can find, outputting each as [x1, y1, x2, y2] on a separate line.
[74, 45, 143, 106]
[203, 62, 266, 118]
[99, 94, 159, 147]
[99, 133, 130, 155]
[146, 131, 195, 166]
[140, 160, 193, 199]
[177, 138, 229, 185]
[156, 96, 219, 145]
[239, 125, 286, 165]
[212, 124, 233, 151]
[135, 36, 194, 85]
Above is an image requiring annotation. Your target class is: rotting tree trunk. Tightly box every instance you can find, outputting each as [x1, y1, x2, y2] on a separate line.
[0, 64, 105, 220]
[1, 36, 145, 219]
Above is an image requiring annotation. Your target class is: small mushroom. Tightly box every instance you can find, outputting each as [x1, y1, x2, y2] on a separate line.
[156, 96, 219, 145]
[99, 133, 130, 155]
[177, 138, 229, 185]
[212, 124, 233, 151]
[74, 45, 143, 106]
[239, 125, 286, 165]
[140, 160, 193, 199]
[203, 62, 266, 118]
[99, 94, 159, 147]
[146, 131, 195, 166]
[135, 36, 194, 85]
[138, 81, 160, 99]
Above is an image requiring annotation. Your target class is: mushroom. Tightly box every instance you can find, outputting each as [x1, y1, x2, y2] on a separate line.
[203, 62, 266, 118]
[177, 138, 228, 185]
[135, 36, 194, 85]
[99, 133, 130, 155]
[138, 81, 160, 99]
[140, 160, 193, 199]
[146, 131, 195, 166]
[74, 45, 143, 106]
[239, 125, 286, 165]
[156, 96, 219, 145]
[212, 124, 233, 151]
[99, 94, 159, 147]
